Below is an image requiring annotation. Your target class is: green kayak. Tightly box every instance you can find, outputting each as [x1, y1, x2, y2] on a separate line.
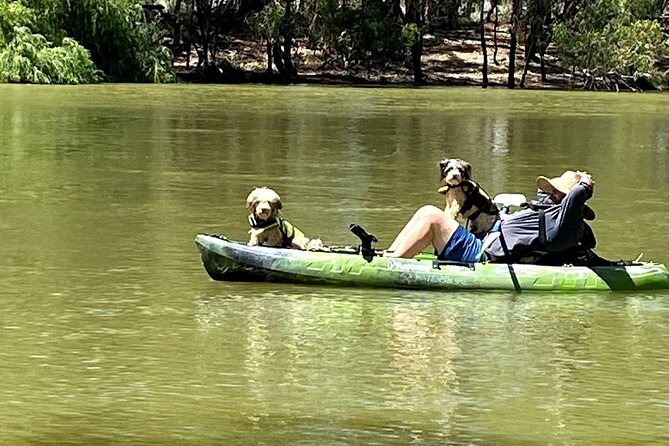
[195, 234, 669, 292]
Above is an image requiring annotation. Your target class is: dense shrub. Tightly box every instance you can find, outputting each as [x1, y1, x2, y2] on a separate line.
[0, 0, 174, 83]
[305, 0, 411, 71]
[0, 0, 34, 45]
[552, 0, 668, 86]
[62, 0, 175, 82]
[0, 26, 99, 83]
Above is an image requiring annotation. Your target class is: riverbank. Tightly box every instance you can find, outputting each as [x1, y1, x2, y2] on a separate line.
[175, 24, 574, 89]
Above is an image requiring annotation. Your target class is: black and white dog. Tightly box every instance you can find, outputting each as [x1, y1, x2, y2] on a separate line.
[437, 158, 499, 237]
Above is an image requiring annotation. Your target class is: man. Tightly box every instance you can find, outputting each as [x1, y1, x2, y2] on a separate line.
[384, 170, 594, 264]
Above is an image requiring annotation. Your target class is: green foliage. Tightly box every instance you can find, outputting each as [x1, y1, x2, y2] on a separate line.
[354, 1, 407, 69]
[305, 0, 409, 71]
[627, 0, 663, 19]
[1, 0, 174, 83]
[250, 1, 283, 42]
[0, 0, 35, 45]
[402, 23, 421, 45]
[302, 0, 355, 64]
[63, 0, 175, 82]
[0, 26, 99, 83]
[553, 0, 668, 85]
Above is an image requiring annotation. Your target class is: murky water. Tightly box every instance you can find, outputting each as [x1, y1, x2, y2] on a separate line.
[1, 84, 668, 445]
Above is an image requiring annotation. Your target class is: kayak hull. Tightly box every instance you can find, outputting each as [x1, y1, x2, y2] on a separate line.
[195, 234, 669, 292]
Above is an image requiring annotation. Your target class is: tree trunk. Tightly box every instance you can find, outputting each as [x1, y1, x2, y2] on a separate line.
[507, 0, 521, 89]
[540, 50, 546, 82]
[195, 0, 211, 67]
[407, 0, 426, 85]
[173, 0, 182, 53]
[411, 36, 424, 85]
[480, 0, 488, 87]
[519, 25, 534, 87]
[445, 0, 461, 29]
[209, 0, 230, 66]
[486, 0, 498, 21]
[522, 0, 552, 87]
[493, 4, 499, 65]
[273, 42, 286, 77]
[266, 39, 273, 76]
[281, 0, 297, 79]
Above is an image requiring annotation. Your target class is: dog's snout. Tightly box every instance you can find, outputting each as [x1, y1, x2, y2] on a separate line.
[441, 167, 462, 184]
[255, 201, 273, 219]
[439, 159, 470, 185]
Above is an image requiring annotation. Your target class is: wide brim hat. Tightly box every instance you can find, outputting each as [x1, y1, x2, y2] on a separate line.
[536, 171, 596, 221]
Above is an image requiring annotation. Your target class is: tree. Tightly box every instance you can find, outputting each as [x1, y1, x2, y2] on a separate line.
[552, 0, 668, 90]
[406, 0, 426, 84]
[480, 0, 488, 87]
[507, 0, 522, 88]
[2, 0, 174, 83]
[251, 0, 297, 81]
[520, 0, 551, 87]
[61, 0, 175, 81]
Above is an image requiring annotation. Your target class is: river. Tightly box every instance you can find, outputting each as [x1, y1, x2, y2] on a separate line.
[1, 84, 668, 445]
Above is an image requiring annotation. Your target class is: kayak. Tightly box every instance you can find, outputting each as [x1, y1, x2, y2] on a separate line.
[195, 234, 669, 292]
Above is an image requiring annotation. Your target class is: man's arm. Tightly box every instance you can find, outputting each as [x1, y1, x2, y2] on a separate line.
[557, 176, 593, 230]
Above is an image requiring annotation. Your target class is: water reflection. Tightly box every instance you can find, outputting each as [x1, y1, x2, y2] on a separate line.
[191, 287, 669, 443]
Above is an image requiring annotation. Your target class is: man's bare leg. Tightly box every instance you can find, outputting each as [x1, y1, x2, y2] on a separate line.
[385, 205, 460, 258]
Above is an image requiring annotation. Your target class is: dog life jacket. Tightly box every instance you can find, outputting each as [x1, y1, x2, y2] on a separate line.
[248, 215, 306, 248]
[441, 180, 500, 238]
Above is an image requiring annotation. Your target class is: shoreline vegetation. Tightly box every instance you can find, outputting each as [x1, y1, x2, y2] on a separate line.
[1, 0, 669, 91]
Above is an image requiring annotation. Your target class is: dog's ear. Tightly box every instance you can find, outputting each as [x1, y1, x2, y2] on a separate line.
[246, 188, 260, 211]
[438, 158, 450, 179]
[247, 200, 259, 213]
[461, 160, 472, 179]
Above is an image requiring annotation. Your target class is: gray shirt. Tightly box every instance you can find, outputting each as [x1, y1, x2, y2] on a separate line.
[484, 182, 593, 261]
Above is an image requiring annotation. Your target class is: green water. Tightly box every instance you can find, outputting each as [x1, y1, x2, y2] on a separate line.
[1, 84, 668, 445]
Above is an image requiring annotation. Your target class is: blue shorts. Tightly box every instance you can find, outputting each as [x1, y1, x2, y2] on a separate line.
[438, 225, 484, 263]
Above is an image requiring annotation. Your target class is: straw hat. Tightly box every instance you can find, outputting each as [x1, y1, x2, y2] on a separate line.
[536, 171, 596, 220]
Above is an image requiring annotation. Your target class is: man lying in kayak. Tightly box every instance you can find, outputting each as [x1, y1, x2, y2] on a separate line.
[518, 173, 611, 266]
[384, 170, 594, 264]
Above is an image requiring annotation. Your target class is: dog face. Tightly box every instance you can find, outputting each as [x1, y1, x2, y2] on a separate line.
[439, 158, 472, 186]
[246, 187, 282, 221]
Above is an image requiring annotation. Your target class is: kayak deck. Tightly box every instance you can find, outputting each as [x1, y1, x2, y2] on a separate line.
[195, 234, 669, 292]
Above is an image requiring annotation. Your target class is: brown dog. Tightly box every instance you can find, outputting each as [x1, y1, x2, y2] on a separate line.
[437, 158, 499, 237]
[246, 187, 321, 250]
